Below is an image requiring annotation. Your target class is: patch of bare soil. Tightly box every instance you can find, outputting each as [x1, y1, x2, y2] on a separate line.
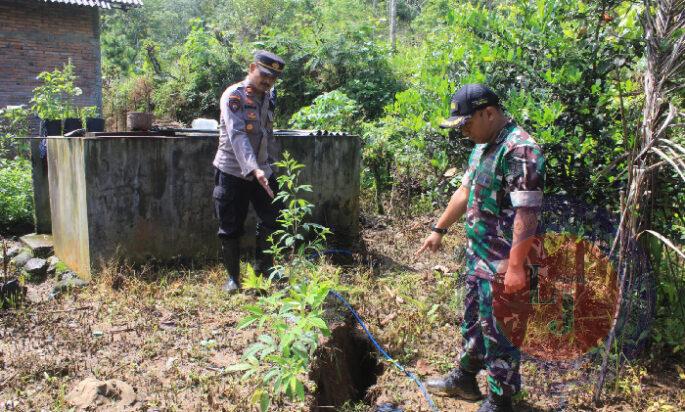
[0, 264, 301, 411]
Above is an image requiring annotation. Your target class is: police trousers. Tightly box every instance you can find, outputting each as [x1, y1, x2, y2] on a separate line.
[213, 168, 283, 240]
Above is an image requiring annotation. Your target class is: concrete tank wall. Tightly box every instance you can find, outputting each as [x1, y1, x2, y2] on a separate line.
[30, 139, 52, 234]
[82, 136, 218, 270]
[279, 135, 361, 244]
[48, 133, 360, 278]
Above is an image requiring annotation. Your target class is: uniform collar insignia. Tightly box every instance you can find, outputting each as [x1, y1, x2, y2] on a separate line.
[493, 121, 516, 145]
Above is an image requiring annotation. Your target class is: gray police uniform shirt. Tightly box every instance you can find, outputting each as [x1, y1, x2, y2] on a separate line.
[213, 78, 278, 180]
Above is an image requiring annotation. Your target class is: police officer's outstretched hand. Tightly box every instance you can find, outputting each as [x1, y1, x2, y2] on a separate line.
[416, 232, 443, 256]
[253, 168, 274, 198]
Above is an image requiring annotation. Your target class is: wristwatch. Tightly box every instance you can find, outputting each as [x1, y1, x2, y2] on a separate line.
[431, 224, 448, 235]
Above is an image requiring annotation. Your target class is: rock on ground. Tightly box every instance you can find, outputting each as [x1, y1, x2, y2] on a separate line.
[19, 234, 54, 258]
[24, 258, 48, 279]
[4, 244, 22, 259]
[46, 256, 60, 274]
[50, 272, 88, 299]
[10, 251, 32, 269]
[66, 377, 136, 409]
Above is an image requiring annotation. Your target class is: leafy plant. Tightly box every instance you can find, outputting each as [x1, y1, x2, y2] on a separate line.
[0, 157, 33, 230]
[78, 106, 98, 129]
[229, 153, 335, 411]
[0, 106, 31, 157]
[230, 270, 333, 411]
[268, 151, 332, 271]
[288, 90, 360, 134]
[30, 60, 83, 121]
[0, 106, 33, 230]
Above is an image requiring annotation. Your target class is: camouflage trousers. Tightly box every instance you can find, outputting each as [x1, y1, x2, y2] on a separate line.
[457, 274, 531, 397]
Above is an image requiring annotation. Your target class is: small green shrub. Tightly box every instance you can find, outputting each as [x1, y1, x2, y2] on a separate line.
[0, 157, 33, 230]
[230, 153, 335, 412]
[30, 60, 83, 121]
[0, 105, 31, 158]
[54, 261, 70, 275]
[288, 90, 360, 134]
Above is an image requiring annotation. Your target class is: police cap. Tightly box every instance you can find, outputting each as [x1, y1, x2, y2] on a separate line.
[254, 50, 285, 77]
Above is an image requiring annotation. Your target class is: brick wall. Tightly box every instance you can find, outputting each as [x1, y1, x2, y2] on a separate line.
[0, 0, 102, 133]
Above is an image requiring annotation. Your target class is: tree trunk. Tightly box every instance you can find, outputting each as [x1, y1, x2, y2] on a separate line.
[593, 0, 684, 403]
[389, 0, 397, 51]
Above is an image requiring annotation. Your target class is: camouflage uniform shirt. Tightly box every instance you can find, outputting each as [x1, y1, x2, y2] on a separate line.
[461, 121, 545, 281]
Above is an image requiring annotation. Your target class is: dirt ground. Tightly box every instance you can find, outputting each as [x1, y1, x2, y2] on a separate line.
[1, 214, 684, 411]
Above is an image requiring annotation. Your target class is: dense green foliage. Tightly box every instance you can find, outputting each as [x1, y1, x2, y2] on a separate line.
[100, 0, 684, 354]
[0, 107, 33, 231]
[101, 0, 402, 124]
[288, 90, 361, 133]
[100, 0, 657, 213]
[0, 156, 33, 232]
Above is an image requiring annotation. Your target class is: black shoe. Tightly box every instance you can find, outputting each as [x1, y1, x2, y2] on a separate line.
[221, 238, 241, 293]
[425, 368, 482, 400]
[476, 392, 513, 412]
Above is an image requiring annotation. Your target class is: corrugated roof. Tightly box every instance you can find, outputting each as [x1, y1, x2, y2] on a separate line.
[39, 0, 143, 9]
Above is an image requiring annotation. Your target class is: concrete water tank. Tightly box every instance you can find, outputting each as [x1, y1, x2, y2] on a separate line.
[47, 130, 360, 279]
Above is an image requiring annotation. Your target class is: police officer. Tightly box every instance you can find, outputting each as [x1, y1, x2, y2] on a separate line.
[213, 50, 285, 293]
[416, 84, 545, 412]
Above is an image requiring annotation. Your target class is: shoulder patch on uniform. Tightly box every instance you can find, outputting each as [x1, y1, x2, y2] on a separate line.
[229, 99, 241, 113]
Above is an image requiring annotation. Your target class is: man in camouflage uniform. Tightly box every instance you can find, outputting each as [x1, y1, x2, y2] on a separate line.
[417, 84, 545, 412]
[213, 51, 285, 293]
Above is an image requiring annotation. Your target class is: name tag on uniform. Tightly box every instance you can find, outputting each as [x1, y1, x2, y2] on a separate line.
[476, 172, 492, 187]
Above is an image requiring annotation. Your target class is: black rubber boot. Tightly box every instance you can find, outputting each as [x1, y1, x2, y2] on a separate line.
[221, 238, 241, 294]
[425, 368, 482, 400]
[254, 228, 274, 278]
[476, 392, 513, 412]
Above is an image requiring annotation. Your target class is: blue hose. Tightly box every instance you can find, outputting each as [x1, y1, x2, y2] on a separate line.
[329, 289, 440, 412]
[307, 248, 440, 411]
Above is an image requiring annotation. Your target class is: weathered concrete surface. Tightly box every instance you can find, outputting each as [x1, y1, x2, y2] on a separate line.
[48, 138, 91, 279]
[279, 135, 361, 243]
[83, 136, 217, 270]
[48, 134, 360, 279]
[30, 139, 52, 233]
[20, 233, 54, 258]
